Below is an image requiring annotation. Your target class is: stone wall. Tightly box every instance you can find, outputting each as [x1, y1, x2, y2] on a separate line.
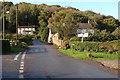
[51, 33, 63, 46]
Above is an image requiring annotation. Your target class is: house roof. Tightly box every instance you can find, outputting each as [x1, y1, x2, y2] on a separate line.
[78, 23, 94, 29]
[17, 26, 36, 28]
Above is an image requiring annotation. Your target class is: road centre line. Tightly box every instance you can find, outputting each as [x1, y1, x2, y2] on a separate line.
[19, 51, 26, 79]
[14, 52, 22, 60]
[20, 67, 24, 70]
[21, 52, 26, 60]
[19, 70, 24, 73]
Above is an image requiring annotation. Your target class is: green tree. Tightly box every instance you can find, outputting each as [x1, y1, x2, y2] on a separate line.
[97, 18, 119, 32]
[48, 11, 88, 40]
[112, 27, 120, 39]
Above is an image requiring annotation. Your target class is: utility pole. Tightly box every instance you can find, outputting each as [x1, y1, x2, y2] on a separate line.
[2, 0, 5, 39]
[16, 5, 18, 45]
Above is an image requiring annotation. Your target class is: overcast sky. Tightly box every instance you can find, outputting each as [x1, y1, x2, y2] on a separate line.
[0, 0, 119, 19]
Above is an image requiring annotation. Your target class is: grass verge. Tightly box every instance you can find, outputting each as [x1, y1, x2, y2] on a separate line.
[3, 45, 27, 54]
[58, 49, 118, 60]
[10, 46, 27, 53]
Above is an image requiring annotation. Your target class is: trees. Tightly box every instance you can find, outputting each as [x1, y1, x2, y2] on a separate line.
[1, 2, 119, 42]
[5, 3, 40, 33]
[85, 29, 116, 42]
[97, 18, 119, 32]
[48, 11, 88, 40]
[112, 27, 120, 39]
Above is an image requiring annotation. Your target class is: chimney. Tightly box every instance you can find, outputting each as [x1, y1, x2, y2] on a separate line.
[88, 19, 90, 24]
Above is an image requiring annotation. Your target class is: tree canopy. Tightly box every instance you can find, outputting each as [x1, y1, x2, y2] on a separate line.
[0, 2, 120, 41]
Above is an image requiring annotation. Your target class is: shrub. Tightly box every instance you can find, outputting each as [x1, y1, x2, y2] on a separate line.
[69, 40, 120, 54]
[19, 34, 33, 45]
[5, 34, 17, 40]
[70, 37, 81, 41]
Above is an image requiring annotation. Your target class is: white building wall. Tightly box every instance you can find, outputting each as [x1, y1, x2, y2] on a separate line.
[18, 28, 35, 34]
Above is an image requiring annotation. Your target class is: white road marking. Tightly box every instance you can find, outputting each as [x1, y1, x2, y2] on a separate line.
[18, 51, 26, 79]
[19, 74, 24, 78]
[21, 52, 26, 60]
[21, 61, 24, 64]
[19, 70, 24, 73]
[20, 67, 24, 70]
[20, 64, 24, 67]
[21, 62, 24, 65]
[14, 52, 22, 60]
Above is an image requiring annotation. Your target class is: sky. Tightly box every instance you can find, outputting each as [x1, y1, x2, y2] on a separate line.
[0, 0, 119, 19]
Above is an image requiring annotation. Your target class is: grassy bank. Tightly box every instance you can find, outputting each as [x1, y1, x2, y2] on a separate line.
[10, 45, 27, 53]
[3, 45, 27, 54]
[58, 49, 118, 60]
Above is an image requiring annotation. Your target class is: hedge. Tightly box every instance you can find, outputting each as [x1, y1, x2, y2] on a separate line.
[1, 40, 10, 53]
[69, 40, 120, 54]
[19, 34, 33, 45]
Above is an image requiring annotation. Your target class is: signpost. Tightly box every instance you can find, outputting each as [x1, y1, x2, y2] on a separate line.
[78, 33, 88, 42]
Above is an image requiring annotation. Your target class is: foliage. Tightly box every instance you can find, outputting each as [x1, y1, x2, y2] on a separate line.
[112, 26, 120, 39]
[97, 18, 119, 32]
[5, 34, 33, 46]
[69, 40, 120, 54]
[0, 2, 120, 42]
[84, 29, 117, 42]
[5, 34, 17, 40]
[10, 45, 27, 53]
[19, 34, 33, 45]
[70, 37, 81, 41]
[38, 26, 49, 42]
[48, 11, 88, 39]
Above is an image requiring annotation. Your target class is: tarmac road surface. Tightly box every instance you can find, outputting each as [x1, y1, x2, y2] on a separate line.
[2, 39, 119, 79]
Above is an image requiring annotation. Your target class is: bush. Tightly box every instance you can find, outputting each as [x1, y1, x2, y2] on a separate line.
[19, 34, 33, 45]
[38, 27, 49, 42]
[70, 37, 81, 41]
[1, 40, 10, 53]
[5, 34, 17, 40]
[69, 40, 120, 54]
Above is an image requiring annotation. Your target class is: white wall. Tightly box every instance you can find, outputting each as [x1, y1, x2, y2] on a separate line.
[18, 28, 35, 34]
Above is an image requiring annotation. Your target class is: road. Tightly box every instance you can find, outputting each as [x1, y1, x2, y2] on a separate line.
[2, 39, 119, 79]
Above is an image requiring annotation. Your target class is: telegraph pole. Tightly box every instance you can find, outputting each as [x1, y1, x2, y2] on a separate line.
[16, 5, 18, 45]
[2, 0, 5, 39]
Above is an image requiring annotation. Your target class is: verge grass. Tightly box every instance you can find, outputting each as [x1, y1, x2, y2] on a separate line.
[58, 49, 118, 60]
[10, 46, 27, 53]
[3, 46, 27, 54]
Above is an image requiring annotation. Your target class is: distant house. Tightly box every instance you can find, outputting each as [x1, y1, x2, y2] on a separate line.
[77, 22, 94, 35]
[17, 26, 36, 34]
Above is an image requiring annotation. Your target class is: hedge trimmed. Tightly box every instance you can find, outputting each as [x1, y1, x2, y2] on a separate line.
[1, 40, 10, 53]
[69, 40, 120, 54]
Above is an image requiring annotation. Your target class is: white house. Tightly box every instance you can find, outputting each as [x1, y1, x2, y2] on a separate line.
[17, 26, 35, 34]
[77, 23, 94, 35]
